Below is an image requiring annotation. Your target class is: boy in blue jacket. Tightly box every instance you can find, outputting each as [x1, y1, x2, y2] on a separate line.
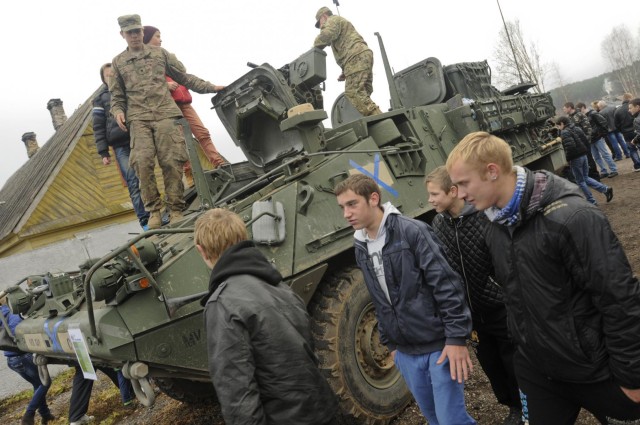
[335, 174, 475, 424]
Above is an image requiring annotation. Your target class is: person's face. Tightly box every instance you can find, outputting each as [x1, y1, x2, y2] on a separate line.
[318, 14, 328, 28]
[121, 28, 144, 51]
[148, 31, 162, 47]
[336, 189, 380, 231]
[448, 160, 498, 211]
[629, 103, 640, 116]
[102, 66, 114, 82]
[426, 181, 457, 214]
[562, 105, 571, 114]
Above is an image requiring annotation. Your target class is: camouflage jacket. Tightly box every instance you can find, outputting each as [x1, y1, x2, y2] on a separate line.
[313, 15, 370, 75]
[110, 45, 216, 122]
[569, 111, 592, 142]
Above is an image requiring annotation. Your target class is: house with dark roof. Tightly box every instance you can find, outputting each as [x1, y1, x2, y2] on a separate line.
[0, 91, 214, 284]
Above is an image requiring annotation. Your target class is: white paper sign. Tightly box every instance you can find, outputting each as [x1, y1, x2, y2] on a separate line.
[67, 327, 97, 380]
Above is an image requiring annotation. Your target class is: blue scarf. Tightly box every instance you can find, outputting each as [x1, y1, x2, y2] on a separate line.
[487, 166, 526, 226]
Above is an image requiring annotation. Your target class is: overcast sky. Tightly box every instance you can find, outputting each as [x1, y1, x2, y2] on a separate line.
[0, 0, 636, 189]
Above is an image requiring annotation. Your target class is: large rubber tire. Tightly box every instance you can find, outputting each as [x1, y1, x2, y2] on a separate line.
[154, 377, 217, 405]
[310, 266, 412, 424]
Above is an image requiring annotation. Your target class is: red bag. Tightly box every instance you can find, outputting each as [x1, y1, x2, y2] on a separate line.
[166, 76, 192, 104]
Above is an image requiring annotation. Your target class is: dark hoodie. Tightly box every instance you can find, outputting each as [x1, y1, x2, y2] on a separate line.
[485, 169, 640, 389]
[202, 241, 337, 425]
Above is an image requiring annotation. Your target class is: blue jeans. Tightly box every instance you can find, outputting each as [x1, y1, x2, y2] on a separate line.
[117, 370, 134, 403]
[7, 354, 51, 416]
[569, 155, 608, 205]
[607, 131, 630, 159]
[114, 145, 150, 227]
[394, 350, 476, 425]
[590, 137, 617, 174]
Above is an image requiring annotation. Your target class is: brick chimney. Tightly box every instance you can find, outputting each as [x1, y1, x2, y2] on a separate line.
[47, 98, 68, 131]
[22, 132, 39, 158]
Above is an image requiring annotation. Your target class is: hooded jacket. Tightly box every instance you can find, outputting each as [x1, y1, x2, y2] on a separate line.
[485, 169, 640, 389]
[354, 204, 471, 354]
[614, 100, 634, 136]
[560, 123, 589, 161]
[431, 203, 505, 321]
[202, 241, 337, 425]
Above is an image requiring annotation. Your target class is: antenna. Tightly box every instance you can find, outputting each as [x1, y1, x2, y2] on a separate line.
[496, 0, 523, 84]
[333, 0, 341, 16]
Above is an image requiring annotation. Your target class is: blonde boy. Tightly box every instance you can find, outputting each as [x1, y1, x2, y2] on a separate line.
[195, 209, 337, 425]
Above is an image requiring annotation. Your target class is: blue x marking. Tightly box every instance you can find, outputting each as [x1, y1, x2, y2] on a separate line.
[349, 154, 398, 197]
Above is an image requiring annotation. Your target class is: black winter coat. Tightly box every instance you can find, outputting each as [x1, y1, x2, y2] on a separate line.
[432, 203, 505, 322]
[586, 110, 608, 142]
[92, 85, 130, 158]
[354, 211, 472, 354]
[614, 101, 634, 136]
[202, 241, 337, 425]
[560, 125, 588, 161]
[485, 169, 640, 389]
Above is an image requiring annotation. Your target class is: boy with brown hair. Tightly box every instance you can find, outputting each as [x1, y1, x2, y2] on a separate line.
[425, 166, 522, 425]
[334, 174, 476, 424]
[195, 209, 337, 425]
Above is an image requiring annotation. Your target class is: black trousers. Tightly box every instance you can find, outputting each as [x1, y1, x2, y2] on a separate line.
[474, 310, 521, 409]
[514, 351, 640, 424]
[68, 365, 120, 422]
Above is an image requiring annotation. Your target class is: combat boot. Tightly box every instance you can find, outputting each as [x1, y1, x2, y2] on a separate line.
[148, 211, 162, 229]
[170, 210, 184, 225]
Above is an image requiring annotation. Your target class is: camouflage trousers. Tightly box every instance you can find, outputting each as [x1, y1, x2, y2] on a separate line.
[129, 118, 188, 212]
[344, 51, 382, 116]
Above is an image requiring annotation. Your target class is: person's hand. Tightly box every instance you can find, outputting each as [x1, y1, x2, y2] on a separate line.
[437, 345, 473, 383]
[391, 350, 396, 361]
[167, 81, 179, 91]
[115, 113, 127, 132]
[213, 85, 226, 93]
[621, 386, 640, 403]
[337, 73, 345, 82]
[102, 157, 111, 166]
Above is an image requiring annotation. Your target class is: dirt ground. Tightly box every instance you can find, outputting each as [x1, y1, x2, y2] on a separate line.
[1, 159, 638, 425]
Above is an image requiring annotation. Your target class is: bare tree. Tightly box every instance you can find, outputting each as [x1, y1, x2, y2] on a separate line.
[549, 62, 569, 104]
[492, 20, 548, 93]
[601, 25, 640, 95]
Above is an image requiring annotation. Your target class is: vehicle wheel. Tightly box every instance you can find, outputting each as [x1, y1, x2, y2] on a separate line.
[153, 377, 217, 405]
[310, 266, 411, 424]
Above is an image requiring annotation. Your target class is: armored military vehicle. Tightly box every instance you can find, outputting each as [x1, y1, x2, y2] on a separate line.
[1, 34, 564, 424]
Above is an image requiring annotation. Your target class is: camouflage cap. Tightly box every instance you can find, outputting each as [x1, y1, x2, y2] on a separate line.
[118, 14, 143, 32]
[315, 7, 332, 28]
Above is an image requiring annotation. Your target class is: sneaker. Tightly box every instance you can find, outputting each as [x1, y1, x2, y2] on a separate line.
[148, 211, 162, 229]
[70, 415, 95, 425]
[634, 166, 640, 172]
[600, 172, 609, 178]
[41, 412, 55, 424]
[608, 172, 619, 178]
[605, 187, 614, 203]
[21, 412, 35, 425]
[614, 157, 622, 161]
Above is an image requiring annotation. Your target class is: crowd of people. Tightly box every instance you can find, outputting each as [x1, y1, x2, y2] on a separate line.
[5, 6, 640, 425]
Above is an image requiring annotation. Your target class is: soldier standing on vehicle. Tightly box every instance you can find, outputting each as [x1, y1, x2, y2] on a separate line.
[110, 14, 224, 229]
[313, 6, 382, 116]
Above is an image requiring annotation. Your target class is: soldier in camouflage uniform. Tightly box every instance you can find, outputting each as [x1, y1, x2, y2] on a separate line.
[110, 14, 224, 229]
[313, 7, 382, 117]
[563, 102, 601, 182]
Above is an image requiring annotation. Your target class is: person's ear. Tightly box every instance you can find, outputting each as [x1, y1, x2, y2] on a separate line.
[195, 244, 209, 262]
[369, 191, 380, 207]
[487, 163, 500, 181]
[449, 185, 459, 197]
